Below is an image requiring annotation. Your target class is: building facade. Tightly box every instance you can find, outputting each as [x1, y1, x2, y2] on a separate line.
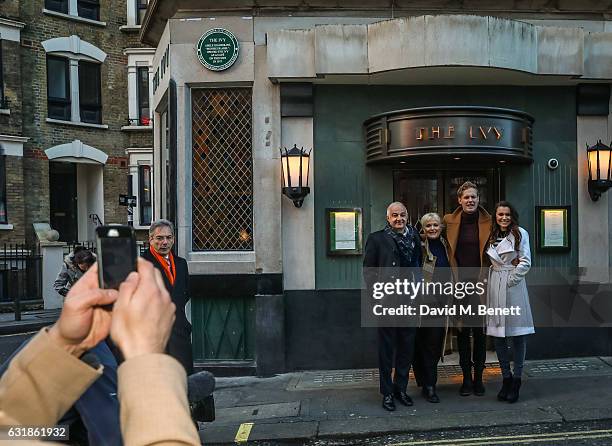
[141, 1, 612, 374]
[0, 0, 154, 246]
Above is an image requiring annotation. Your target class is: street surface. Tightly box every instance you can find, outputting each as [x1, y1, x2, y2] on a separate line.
[250, 420, 612, 445]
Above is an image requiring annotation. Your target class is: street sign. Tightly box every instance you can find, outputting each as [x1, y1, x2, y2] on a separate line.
[196, 28, 239, 71]
[119, 194, 137, 207]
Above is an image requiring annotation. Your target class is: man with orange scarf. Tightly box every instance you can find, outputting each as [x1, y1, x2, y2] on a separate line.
[141, 219, 194, 374]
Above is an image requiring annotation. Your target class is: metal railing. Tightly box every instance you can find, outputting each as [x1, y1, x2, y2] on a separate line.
[0, 244, 42, 320]
[63, 241, 149, 257]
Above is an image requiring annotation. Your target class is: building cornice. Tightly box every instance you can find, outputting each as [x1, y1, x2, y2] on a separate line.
[0, 17, 26, 29]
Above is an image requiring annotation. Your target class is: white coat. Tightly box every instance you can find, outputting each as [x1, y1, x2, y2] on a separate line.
[485, 226, 535, 338]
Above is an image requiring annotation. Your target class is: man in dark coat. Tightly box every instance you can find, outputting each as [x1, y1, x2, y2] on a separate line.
[141, 219, 194, 375]
[363, 202, 422, 412]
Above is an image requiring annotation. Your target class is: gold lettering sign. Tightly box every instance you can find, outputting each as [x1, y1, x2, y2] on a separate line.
[416, 124, 504, 142]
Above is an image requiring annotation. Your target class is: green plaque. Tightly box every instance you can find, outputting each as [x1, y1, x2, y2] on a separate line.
[196, 28, 239, 71]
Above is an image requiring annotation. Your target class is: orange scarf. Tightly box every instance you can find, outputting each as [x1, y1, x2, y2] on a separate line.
[149, 246, 176, 286]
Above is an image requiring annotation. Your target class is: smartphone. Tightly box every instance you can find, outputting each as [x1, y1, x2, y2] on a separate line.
[96, 225, 138, 291]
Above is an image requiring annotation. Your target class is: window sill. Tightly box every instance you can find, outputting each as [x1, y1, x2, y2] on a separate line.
[134, 224, 151, 230]
[120, 25, 141, 32]
[0, 109, 9, 116]
[121, 125, 152, 132]
[46, 118, 109, 129]
[0, 224, 14, 230]
[42, 9, 106, 27]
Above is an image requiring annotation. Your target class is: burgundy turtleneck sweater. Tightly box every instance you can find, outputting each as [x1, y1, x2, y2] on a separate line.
[456, 211, 481, 267]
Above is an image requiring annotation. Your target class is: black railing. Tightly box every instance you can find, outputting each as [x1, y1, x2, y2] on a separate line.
[0, 244, 43, 318]
[63, 241, 149, 256]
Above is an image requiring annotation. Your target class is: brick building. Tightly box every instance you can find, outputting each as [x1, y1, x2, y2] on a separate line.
[0, 0, 154, 245]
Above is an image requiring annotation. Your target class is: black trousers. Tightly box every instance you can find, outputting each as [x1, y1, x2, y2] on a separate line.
[457, 326, 487, 371]
[414, 326, 445, 386]
[377, 327, 416, 395]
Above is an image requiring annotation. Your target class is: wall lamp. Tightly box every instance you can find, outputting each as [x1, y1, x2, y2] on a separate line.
[587, 140, 612, 201]
[280, 144, 311, 208]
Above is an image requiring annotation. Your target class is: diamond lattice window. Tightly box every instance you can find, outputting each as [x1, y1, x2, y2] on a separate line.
[192, 88, 253, 251]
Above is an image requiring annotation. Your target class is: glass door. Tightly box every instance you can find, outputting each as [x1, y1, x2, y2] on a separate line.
[393, 169, 502, 229]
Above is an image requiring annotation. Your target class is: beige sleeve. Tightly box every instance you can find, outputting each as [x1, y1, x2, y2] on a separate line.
[0, 329, 102, 427]
[118, 354, 200, 446]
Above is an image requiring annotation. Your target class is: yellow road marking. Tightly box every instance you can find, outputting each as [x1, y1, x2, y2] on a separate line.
[389, 428, 612, 446]
[235, 422, 254, 444]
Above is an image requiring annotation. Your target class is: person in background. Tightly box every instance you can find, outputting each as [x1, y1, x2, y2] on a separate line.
[0, 259, 200, 446]
[485, 201, 534, 404]
[363, 202, 422, 412]
[443, 181, 491, 397]
[53, 247, 96, 298]
[413, 212, 457, 403]
[141, 219, 193, 375]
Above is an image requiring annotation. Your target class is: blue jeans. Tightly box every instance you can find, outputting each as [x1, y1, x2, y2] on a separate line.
[1, 339, 122, 446]
[494, 335, 527, 379]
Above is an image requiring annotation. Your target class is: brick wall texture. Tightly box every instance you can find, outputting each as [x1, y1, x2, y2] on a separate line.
[1, 0, 153, 244]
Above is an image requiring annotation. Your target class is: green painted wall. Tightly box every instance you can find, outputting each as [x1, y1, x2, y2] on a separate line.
[314, 85, 578, 289]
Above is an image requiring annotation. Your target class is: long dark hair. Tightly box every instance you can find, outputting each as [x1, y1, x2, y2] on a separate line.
[489, 201, 521, 250]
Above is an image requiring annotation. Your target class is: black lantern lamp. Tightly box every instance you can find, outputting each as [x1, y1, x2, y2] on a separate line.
[280, 144, 311, 208]
[587, 140, 612, 201]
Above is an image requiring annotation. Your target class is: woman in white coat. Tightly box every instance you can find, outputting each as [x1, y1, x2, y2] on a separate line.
[485, 201, 534, 404]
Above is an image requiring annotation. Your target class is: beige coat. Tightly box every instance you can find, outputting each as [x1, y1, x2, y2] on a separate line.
[442, 205, 492, 269]
[0, 329, 200, 445]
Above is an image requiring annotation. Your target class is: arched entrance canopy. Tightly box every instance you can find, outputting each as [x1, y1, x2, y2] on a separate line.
[364, 106, 534, 165]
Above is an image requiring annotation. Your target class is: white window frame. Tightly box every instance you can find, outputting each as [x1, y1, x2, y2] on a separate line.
[126, 148, 153, 229]
[123, 48, 154, 130]
[124, 0, 147, 28]
[43, 0, 106, 27]
[43, 36, 107, 127]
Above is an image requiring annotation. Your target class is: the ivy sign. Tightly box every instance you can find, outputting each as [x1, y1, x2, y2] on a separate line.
[196, 28, 239, 71]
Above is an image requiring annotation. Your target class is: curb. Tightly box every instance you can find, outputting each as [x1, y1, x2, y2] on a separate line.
[201, 407, 612, 445]
[0, 320, 56, 335]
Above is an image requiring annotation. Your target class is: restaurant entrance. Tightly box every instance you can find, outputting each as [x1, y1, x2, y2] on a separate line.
[393, 168, 503, 228]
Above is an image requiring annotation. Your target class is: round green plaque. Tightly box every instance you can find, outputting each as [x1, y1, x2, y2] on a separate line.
[196, 28, 239, 71]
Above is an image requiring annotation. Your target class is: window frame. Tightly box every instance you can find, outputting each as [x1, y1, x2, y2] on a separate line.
[136, 0, 148, 25]
[138, 164, 152, 226]
[77, 0, 100, 21]
[46, 55, 71, 121]
[136, 66, 150, 125]
[44, 0, 69, 14]
[0, 41, 5, 109]
[0, 155, 7, 225]
[78, 60, 102, 124]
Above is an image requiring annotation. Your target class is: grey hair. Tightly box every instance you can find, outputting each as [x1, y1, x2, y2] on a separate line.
[386, 201, 407, 217]
[420, 212, 444, 229]
[149, 219, 174, 237]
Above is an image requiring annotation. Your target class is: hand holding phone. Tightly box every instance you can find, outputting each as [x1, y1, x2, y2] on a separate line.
[96, 225, 138, 291]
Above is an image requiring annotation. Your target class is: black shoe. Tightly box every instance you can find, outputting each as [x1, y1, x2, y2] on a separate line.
[507, 378, 522, 403]
[382, 394, 396, 411]
[497, 376, 513, 401]
[393, 391, 414, 406]
[459, 369, 473, 396]
[473, 368, 485, 396]
[422, 385, 440, 403]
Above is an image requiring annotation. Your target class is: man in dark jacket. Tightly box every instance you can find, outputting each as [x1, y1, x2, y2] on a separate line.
[141, 219, 194, 374]
[363, 202, 422, 412]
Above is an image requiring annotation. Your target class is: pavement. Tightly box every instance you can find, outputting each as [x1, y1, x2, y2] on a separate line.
[0, 309, 60, 335]
[199, 356, 612, 445]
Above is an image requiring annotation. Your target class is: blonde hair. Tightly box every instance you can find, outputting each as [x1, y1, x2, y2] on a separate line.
[457, 181, 479, 198]
[420, 212, 443, 229]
